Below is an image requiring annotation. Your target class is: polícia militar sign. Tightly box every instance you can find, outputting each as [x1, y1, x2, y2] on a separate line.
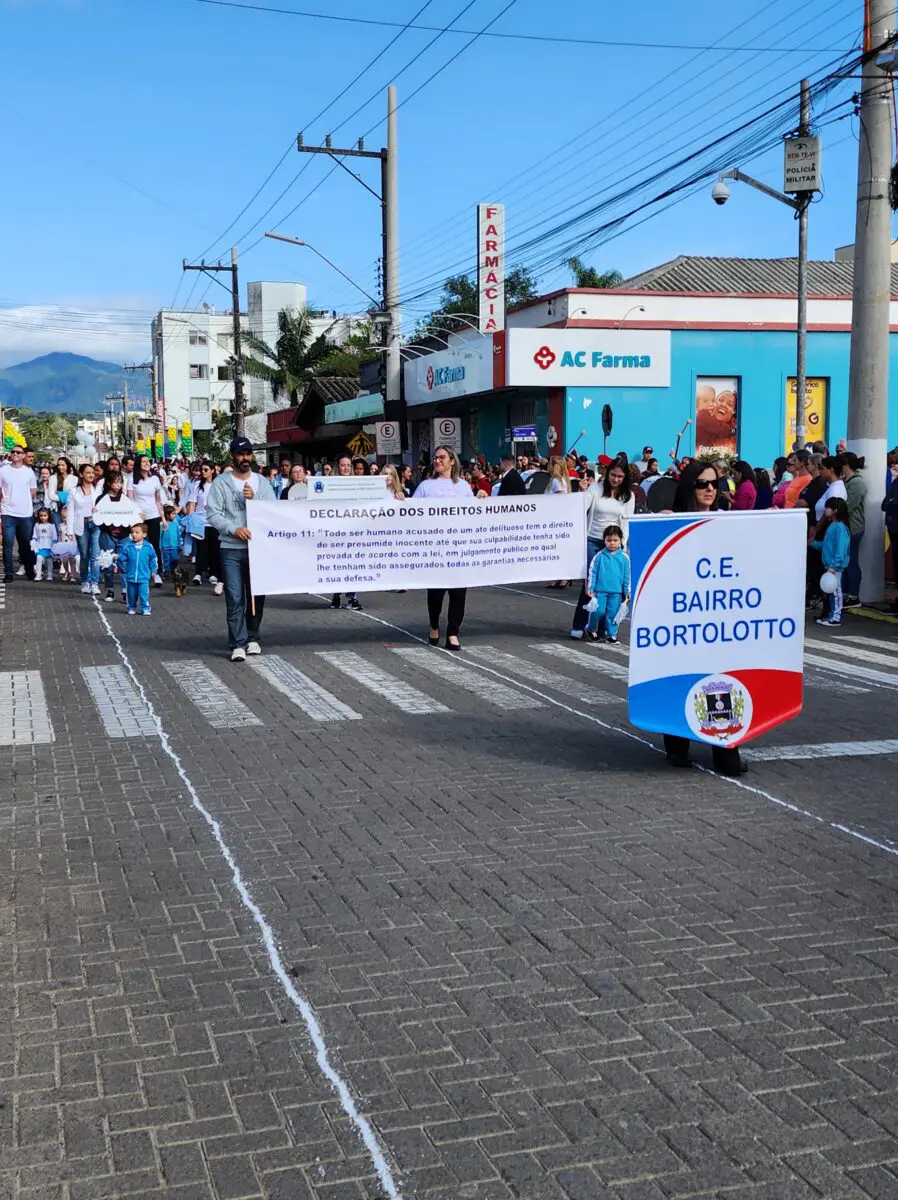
[627, 511, 806, 747]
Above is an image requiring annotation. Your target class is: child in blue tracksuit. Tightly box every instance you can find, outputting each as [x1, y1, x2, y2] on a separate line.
[585, 524, 631, 644]
[160, 504, 184, 576]
[811, 496, 851, 627]
[117, 522, 159, 615]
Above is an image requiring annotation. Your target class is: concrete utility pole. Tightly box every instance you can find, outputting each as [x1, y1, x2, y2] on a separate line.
[122, 381, 129, 452]
[846, 0, 895, 603]
[182, 249, 246, 437]
[295, 87, 403, 439]
[795, 79, 811, 447]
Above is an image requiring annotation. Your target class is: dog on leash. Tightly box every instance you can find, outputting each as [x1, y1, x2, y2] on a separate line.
[172, 567, 189, 597]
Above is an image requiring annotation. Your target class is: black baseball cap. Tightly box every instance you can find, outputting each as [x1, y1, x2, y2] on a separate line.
[229, 436, 253, 454]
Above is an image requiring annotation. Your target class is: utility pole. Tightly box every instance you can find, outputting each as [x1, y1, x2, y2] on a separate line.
[122, 381, 129, 452]
[105, 393, 124, 454]
[296, 87, 403, 441]
[795, 79, 811, 448]
[182, 249, 246, 437]
[846, 0, 895, 603]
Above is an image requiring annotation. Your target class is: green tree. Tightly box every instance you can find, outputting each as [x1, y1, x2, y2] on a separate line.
[312, 320, 373, 379]
[194, 409, 233, 462]
[566, 257, 623, 289]
[242, 308, 341, 407]
[19, 411, 64, 454]
[414, 265, 539, 338]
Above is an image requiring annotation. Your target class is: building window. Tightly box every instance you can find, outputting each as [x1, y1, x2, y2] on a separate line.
[217, 365, 232, 381]
[189, 330, 207, 346]
[190, 397, 211, 413]
[216, 333, 230, 349]
[189, 364, 209, 380]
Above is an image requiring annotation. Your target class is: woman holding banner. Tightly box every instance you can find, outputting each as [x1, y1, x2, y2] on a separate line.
[413, 446, 473, 651]
[662, 462, 747, 776]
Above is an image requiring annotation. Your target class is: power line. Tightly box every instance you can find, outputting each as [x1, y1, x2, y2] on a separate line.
[187, 0, 853, 53]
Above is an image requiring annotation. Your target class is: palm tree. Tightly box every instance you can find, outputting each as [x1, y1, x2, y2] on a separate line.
[242, 308, 338, 407]
[566, 257, 623, 289]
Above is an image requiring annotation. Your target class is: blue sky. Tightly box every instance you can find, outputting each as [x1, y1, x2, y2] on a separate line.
[0, 0, 878, 364]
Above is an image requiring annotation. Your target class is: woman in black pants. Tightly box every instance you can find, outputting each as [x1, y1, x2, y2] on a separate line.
[413, 446, 476, 651]
[128, 455, 166, 587]
[663, 462, 748, 777]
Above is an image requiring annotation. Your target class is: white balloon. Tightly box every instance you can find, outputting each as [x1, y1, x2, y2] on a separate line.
[820, 572, 838, 594]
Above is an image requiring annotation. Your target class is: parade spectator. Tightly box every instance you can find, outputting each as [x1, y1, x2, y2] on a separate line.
[815, 455, 847, 522]
[841, 451, 867, 607]
[730, 461, 757, 510]
[753, 468, 774, 510]
[812, 497, 851, 628]
[497, 454, 527, 496]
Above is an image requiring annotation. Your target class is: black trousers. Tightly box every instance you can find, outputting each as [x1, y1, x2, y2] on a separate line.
[195, 525, 221, 578]
[145, 517, 162, 568]
[427, 588, 466, 637]
[663, 734, 742, 774]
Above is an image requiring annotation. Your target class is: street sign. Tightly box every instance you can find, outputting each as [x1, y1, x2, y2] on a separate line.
[432, 416, 462, 454]
[784, 136, 821, 192]
[601, 404, 613, 437]
[375, 420, 402, 456]
[512, 425, 537, 440]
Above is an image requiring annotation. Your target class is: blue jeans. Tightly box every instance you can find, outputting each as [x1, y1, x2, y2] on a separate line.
[586, 592, 622, 638]
[100, 530, 129, 591]
[2, 514, 35, 577]
[76, 520, 100, 584]
[844, 531, 863, 597]
[126, 581, 150, 612]
[220, 546, 265, 649]
[162, 547, 180, 575]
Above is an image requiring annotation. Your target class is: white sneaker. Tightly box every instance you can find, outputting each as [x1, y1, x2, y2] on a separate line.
[208, 575, 218, 584]
[192, 574, 201, 584]
[153, 573, 163, 588]
[16, 566, 25, 577]
[90, 583, 101, 596]
[80, 582, 91, 594]
[246, 641, 261, 656]
[231, 647, 247, 662]
[213, 581, 224, 596]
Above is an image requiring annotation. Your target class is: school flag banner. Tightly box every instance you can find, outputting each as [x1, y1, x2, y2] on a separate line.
[247, 494, 586, 595]
[627, 510, 806, 747]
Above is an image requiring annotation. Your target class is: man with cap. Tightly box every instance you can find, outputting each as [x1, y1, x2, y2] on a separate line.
[635, 445, 654, 475]
[206, 436, 276, 662]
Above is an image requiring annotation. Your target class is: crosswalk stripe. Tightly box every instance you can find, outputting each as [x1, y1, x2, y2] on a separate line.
[817, 641, 898, 670]
[391, 647, 543, 710]
[747, 739, 898, 762]
[0, 582, 6, 611]
[81, 666, 158, 738]
[468, 646, 621, 705]
[162, 660, 263, 729]
[837, 634, 898, 651]
[0, 671, 54, 746]
[804, 668, 870, 695]
[804, 651, 898, 691]
[533, 642, 629, 681]
[249, 654, 362, 722]
[315, 650, 449, 715]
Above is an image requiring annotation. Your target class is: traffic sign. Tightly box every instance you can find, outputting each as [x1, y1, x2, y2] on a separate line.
[784, 136, 820, 192]
[432, 416, 462, 454]
[375, 420, 402, 455]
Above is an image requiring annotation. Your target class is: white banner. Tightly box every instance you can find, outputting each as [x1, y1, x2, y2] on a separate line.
[247, 494, 586, 595]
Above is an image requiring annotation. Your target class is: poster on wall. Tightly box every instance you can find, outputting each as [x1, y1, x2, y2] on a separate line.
[695, 377, 739, 456]
[785, 377, 827, 452]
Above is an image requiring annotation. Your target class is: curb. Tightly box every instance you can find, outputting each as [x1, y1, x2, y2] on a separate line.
[846, 605, 898, 626]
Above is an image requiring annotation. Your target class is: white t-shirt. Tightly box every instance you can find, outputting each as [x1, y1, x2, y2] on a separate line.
[230, 472, 259, 498]
[131, 475, 164, 520]
[816, 478, 848, 522]
[413, 477, 474, 499]
[0, 464, 37, 518]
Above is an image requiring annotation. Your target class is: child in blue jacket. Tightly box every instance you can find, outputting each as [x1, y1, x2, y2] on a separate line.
[585, 524, 631, 644]
[117, 522, 159, 616]
[812, 496, 850, 627]
[160, 504, 184, 576]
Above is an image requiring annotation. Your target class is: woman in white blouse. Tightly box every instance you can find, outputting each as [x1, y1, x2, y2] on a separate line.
[66, 463, 101, 595]
[570, 460, 636, 639]
[413, 446, 475, 651]
[128, 455, 167, 587]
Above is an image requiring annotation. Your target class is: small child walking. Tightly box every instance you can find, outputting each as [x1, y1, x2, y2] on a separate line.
[812, 496, 850, 628]
[30, 509, 56, 581]
[585, 524, 631, 644]
[117, 522, 159, 616]
[160, 504, 184, 577]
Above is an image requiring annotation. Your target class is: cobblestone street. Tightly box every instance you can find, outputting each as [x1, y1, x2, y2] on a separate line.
[1, 580, 898, 1199]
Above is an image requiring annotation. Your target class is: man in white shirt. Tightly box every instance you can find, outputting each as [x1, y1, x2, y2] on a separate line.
[0, 446, 38, 581]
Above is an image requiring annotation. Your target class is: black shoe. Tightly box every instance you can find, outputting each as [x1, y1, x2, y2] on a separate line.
[344, 598, 362, 611]
[604, 636, 619, 644]
[666, 753, 693, 769]
[842, 596, 862, 609]
[2, 574, 13, 583]
[329, 595, 341, 609]
[586, 630, 600, 642]
[444, 638, 461, 652]
[717, 762, 750, 777]
[428, 633, 440, 646]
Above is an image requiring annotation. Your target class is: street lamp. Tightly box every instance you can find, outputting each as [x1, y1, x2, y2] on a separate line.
[617, 304, 646, 328]
[264, 231, 380, 307]
[711, 80, 812, 446]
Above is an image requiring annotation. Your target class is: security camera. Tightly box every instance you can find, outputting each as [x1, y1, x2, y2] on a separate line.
[711, 178, 730, 206]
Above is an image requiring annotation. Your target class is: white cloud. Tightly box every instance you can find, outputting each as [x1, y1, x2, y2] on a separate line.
[0, 294, 159, 367]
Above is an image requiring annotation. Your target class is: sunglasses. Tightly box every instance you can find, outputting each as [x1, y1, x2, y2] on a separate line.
[695, 479, 717, 489]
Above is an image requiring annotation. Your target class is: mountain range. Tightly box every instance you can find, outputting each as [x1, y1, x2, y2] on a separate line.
[0, 353, 151, 416]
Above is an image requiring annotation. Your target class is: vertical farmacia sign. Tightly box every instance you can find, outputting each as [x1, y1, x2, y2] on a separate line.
[477, 204, 505, 333]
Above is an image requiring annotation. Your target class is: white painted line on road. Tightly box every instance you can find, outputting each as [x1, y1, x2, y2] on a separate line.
[162, 659, 263, 729]
[391, 646, 542, 709]
[249, 654, 362, 722]
[315, 650, 449, 715]
[804, 651, 898, 691]
[804, 668, 870, 695]
[826, 634, 897, 651]
[815, 641, 898, 670]
[88, 600, 404, 1200]
[0, 671, 54, 746]
[468, 645, 621, 706]
[81, 665, 158, 738]
[534, 641, 629, 681]
[0, 582, 6, 611]
[349, 607, 898, 865]
[747, 739, 898, 762]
